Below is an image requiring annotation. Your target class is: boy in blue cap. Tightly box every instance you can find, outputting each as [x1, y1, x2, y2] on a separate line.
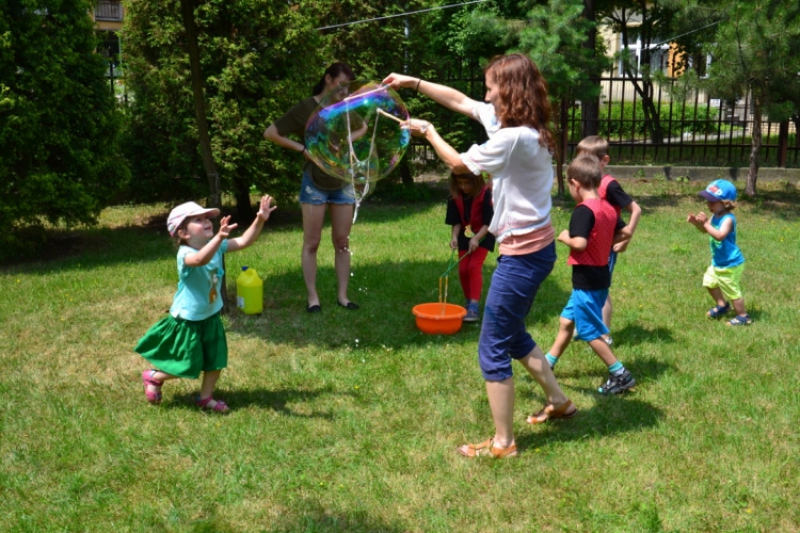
[687, 179, 752, 325]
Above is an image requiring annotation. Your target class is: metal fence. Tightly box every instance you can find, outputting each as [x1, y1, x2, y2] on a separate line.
[408, 73, 800, 169]
[566, 77, 799, 168]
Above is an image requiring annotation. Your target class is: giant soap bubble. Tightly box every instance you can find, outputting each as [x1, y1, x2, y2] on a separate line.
[305, 81, 410, 195]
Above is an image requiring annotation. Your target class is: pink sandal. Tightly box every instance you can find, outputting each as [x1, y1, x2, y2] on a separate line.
[195, 396, 229, 413]
[141, 369, 163, 405]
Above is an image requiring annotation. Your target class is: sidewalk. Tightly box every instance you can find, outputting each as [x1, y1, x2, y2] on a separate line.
[603, 165, 800, 183]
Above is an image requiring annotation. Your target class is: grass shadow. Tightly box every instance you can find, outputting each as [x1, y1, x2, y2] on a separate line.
[270, 503, 409, 533]
[167, 385, 344, 419]
[611, 323, 675, 347]
[516, 395, 665, 452]
[1, 189, 447, 269]
[548, 355, 674, 389]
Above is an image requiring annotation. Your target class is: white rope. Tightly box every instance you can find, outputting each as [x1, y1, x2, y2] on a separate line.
[315, 1, 488, 31]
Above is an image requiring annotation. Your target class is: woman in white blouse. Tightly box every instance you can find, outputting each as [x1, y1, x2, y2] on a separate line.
[384, 54, 577, 458]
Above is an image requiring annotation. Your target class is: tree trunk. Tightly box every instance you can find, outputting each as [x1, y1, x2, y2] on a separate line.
[399, 158, 413, 186]
[179, 0, 228, 308]
[179, 0, 220, 208]
[746, 98, 761, 196]
[580, 0, 599, 138]
[639, 79, 663, 144]
[556, 98, 568, 196]
[233, 175, 255, 222]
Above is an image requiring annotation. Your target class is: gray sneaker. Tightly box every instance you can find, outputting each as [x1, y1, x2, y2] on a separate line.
[598, 369, 636, 394]
[463, 302, 480, 323]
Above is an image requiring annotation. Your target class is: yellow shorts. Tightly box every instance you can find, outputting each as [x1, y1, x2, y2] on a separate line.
[702, 263, 745, 301]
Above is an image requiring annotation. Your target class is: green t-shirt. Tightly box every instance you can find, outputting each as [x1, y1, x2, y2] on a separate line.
[273, 96, 343, 191]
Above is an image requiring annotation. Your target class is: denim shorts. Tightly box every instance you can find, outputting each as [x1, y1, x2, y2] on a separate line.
[560, 288, 609, 342]
[299, 171, 355, 205]
[477, 241, 557, 381]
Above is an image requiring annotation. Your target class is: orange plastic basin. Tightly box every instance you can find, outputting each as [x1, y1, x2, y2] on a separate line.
[412, 303, 467, 334]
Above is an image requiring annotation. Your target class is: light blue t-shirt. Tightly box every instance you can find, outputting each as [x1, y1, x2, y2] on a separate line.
[709, 213, 744, 268]
[169, 240, 229, 320]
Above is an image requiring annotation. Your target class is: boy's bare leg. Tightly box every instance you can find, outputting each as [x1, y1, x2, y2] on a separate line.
[707, 287, 727, 307]
[601, 295, 613, 343]
[731, 297, 747, 316]
[602, 294, 613, 329]
[588, 338, 618, 367]
[548, 317, 575, 359]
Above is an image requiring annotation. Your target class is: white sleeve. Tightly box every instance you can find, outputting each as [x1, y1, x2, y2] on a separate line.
[472, 102, 500, 136]
[460, 129, 515, 176]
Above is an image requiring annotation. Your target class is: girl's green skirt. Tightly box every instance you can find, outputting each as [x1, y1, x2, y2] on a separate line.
[135, 313, 227, 378]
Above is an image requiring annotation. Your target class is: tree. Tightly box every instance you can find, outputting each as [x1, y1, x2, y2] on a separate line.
[0, 0, 127, 250]
[447, 0, 610, 192]
[311, 0, 437, 186]
[700, 0, 800, 195]
[123, 0, 322, 218]
[599, 0, 686, 145]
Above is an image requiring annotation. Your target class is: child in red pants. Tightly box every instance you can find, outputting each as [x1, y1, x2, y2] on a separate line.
[446, 172, 495, 322]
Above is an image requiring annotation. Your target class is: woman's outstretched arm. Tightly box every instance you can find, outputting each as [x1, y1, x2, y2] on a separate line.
[382, 73, 479, 119]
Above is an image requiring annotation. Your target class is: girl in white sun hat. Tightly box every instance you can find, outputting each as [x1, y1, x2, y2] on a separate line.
[135, 196, 276, 412]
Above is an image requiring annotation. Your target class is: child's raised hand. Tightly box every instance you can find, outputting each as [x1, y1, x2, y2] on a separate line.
[687, 213, 703, 226]
[557, 229, 570, 244]
[257, 195, 277, 222]
[217, 215, 238, 238]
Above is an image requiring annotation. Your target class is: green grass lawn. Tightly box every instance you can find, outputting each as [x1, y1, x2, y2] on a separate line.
[2, 178, 799, 532]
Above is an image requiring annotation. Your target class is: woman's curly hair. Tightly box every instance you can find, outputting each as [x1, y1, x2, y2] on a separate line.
[485, 54, 555, 153]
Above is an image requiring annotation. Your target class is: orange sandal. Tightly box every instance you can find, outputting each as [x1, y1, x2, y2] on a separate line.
[457, 438, 518, 458]
[526, 399, 578, 425]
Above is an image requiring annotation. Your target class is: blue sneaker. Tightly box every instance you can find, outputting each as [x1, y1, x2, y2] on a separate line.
[727, 314, 752, 326]
[463, 302, 480, 323]
[598, 369, 636, 394]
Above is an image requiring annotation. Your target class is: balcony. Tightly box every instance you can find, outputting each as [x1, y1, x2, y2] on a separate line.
[94, 0, 122, 22]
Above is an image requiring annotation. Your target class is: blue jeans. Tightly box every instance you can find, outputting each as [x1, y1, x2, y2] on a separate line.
[299, 171, 355, 205]
[478, 242, 557, 381]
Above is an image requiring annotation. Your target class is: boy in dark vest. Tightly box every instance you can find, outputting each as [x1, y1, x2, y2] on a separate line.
[536, 156, 634, 408]
[575, 136, 642, 345]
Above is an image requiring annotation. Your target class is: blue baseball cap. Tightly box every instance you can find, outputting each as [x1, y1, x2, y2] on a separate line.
[699, 179, 737, 202]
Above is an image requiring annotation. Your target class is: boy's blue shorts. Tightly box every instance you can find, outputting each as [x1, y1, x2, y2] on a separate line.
[561, 288, 609, 342]
[478, 242, 556, 382]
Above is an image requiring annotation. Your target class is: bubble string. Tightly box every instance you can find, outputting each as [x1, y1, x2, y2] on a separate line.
[343, 84, 390, 101]
[343, 97, 364, 223]
[346, 97, 400, 224]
